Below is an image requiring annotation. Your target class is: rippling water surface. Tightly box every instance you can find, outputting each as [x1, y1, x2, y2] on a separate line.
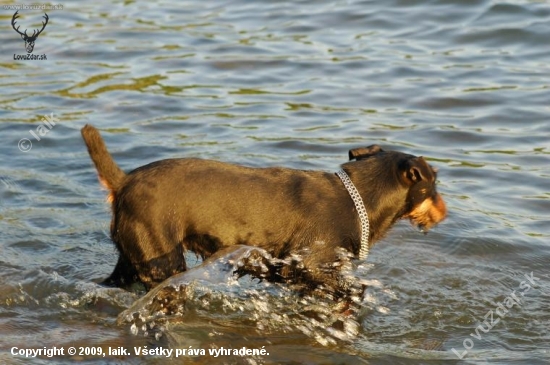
[1, 0, 549, 364]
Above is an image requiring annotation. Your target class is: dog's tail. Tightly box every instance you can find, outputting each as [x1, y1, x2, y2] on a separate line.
[81, 124, 125, 202]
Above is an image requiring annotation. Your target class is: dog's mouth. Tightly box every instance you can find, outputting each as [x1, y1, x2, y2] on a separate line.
[408, 219, 432, 235]
[405, 194, 447, 233]
[416, 223, 428, 234]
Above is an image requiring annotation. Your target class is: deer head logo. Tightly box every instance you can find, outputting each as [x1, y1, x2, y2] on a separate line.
[11, 11, 49, 54]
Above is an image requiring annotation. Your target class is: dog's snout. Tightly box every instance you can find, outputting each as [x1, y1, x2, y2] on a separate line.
[406, 193, 447, 231]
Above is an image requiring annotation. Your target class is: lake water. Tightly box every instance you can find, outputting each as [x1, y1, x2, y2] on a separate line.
[0, 0, 549, 364]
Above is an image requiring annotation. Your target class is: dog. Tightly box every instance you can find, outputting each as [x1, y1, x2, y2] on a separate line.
[82, 124, 446, 297]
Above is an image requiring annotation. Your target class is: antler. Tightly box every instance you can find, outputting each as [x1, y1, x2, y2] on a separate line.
[11, 11, 49, 40]
[11, 10, 26, 37]
[31, 13, 49, 39]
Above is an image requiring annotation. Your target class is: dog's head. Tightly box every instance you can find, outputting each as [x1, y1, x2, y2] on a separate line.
[349, 145, 447, 232]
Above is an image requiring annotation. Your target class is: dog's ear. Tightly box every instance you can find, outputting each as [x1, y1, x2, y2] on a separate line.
[402, 157, 436, 185]
[348, 145, 384, 161]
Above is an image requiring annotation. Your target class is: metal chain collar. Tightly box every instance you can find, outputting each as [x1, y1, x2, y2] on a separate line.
[336, 170, 370, 260]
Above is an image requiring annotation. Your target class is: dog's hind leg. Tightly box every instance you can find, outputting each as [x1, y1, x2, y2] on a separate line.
[134, 244, 187, 289]
[101, 255, 139, 288]
[112, 217, 188, 290]
[100, 244, 187, 290]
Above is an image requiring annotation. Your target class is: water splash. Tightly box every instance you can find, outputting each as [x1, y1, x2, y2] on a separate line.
[117, 245, 374, 345]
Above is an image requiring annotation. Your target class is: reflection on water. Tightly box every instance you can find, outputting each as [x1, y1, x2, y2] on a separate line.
[0, 0, 549, 364]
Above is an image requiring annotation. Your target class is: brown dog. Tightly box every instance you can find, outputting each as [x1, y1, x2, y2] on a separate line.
[82, 125, 446, 296]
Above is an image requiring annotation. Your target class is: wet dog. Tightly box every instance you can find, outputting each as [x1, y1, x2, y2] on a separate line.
[82, 125, 446, 297]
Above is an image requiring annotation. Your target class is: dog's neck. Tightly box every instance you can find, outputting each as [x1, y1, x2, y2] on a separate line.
[341, 160, 410, 245]
[336, 170, 370, 260]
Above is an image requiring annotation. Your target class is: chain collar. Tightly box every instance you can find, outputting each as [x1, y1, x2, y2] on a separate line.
[336, 170, 370, 260]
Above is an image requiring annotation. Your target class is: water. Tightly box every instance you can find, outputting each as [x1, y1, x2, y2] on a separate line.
[1, 0, 549, 363]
